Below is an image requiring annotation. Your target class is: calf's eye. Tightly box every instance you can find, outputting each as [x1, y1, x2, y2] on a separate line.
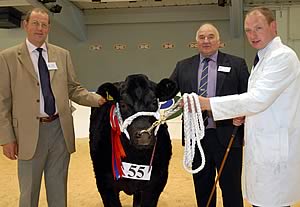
[152, 100, 158, 106]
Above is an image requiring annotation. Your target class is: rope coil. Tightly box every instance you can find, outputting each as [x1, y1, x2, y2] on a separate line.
[182, 93, 206, 174]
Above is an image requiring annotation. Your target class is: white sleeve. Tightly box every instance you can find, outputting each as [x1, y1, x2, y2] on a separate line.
[211, 49, 299, 121]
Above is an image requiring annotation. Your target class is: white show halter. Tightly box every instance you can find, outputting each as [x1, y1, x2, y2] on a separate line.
[113, 101, 161, 140]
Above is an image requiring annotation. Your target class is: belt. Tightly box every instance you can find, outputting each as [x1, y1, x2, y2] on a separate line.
[40, 114, 59, 123]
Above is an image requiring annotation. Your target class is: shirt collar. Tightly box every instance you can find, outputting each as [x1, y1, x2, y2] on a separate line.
[200, 51, 218, 63]
[26, 38, 47, 53]
[257, 36, 280, 59]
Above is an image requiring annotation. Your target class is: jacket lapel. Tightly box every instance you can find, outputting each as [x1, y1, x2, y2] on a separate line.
[216, 51, 227, 96]
[191, 55, 200, 93]
[17, 43, 38, 81]
[46, 43, 57, 81]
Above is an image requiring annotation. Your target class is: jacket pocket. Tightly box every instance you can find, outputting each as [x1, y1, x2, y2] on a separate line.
[253, 128, 288, 164]
[279, 127, 288, 162]
[12, 118, 18, 127]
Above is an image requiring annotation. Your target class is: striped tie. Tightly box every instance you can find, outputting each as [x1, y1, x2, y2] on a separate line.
[198, 58, 210, 97]
[198, 58, 210, 127]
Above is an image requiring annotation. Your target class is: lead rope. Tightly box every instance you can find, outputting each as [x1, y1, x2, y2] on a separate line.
[182, 93, 205, 174]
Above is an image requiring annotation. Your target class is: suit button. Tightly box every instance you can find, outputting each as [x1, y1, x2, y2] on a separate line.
[37, 82, 40, 86]
[37, 99, 40, 103]
[36, 117, 40, 120]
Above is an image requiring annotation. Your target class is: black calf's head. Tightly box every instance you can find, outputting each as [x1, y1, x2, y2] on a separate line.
[97, 74, 177, 149]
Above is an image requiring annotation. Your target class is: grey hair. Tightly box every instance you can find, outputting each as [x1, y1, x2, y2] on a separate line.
[195, 23, 220, 41]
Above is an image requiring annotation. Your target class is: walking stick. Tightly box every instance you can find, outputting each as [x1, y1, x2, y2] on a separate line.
[205, 126, 239, 207]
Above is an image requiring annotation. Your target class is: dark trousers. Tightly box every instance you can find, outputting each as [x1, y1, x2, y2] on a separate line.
[192, 129, 243, 207]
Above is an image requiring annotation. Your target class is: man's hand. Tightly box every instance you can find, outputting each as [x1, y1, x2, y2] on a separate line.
[199, 96, 211, 111]
[2, 142, 18, 160]
[233, 116, 245, 126]
[98, 95, 107, 106]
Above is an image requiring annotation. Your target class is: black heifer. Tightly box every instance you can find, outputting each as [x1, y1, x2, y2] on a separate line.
[89, 74, 177, 207]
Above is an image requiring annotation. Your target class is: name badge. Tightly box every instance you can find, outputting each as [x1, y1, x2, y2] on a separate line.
[47, 62, 58, 70]
[122, 162, 152, 180]
[218, 66, 231, 72]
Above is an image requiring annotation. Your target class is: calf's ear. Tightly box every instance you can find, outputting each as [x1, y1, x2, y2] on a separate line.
[96, 82, 120, 102]
[156, 78, 178, 102]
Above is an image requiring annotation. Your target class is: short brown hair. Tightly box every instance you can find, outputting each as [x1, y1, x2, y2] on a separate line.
[24, 7, 50, 24]
[246, 7, 275, 24]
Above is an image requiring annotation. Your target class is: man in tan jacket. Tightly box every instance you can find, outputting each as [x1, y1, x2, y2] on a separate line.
[0, 7, 105, 207]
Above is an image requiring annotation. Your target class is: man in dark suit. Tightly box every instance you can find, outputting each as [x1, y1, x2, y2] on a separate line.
[0, 8, 105, 207]
[170, 23, 249, 207]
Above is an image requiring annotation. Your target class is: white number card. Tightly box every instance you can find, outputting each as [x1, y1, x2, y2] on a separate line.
[122, 162, 152, 180]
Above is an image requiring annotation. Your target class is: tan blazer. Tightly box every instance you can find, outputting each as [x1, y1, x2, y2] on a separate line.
[0, 42, 100, 160]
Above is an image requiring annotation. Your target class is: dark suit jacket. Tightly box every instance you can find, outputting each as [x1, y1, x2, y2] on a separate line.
[170, 51, 249, 147]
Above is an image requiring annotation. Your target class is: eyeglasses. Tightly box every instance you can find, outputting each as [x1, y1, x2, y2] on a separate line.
[30, 20, 49, 29]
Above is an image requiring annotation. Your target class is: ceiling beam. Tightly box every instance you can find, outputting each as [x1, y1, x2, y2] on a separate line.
[85, 5, 229, 25]
[229, 0, 243, 38]
[0, 0, 29, 7]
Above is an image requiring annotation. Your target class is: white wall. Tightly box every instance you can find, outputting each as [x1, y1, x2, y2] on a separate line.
[287, 6, 300, 56]
[72, 102, 92, 138]
[71, 6, 300, 141]
[72, 102, 182, 139]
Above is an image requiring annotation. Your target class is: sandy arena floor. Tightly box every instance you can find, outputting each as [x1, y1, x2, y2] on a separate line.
[1, 139, 299, 207]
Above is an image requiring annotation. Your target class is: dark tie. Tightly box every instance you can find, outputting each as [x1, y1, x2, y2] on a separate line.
[253, 53, 259, 67]
[37, 48, 55, 116]
[198, 58, 210, 127]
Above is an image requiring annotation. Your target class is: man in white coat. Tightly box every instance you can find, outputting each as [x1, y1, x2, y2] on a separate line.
[199, 7, 300, 207]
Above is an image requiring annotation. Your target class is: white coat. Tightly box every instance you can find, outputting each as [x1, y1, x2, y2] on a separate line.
[210, 37, 300, 207]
